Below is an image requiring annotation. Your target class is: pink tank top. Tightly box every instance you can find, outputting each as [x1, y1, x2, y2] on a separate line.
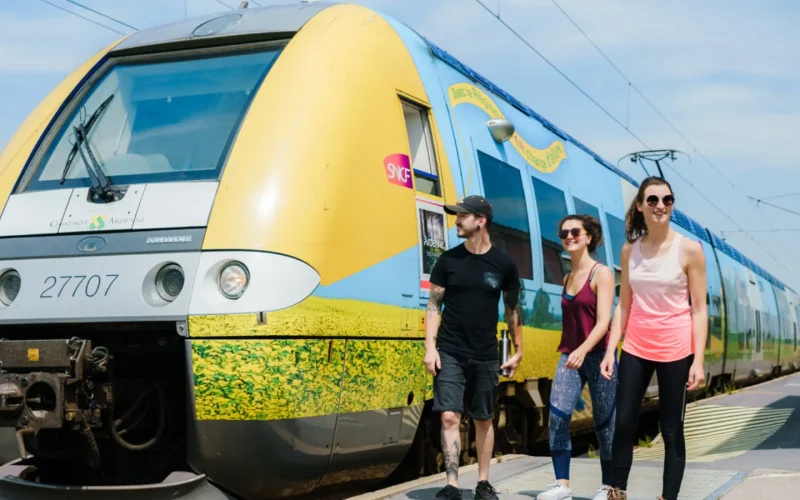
[623, 233, 694, 362]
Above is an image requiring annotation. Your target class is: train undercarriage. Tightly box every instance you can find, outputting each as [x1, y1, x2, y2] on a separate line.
[0, 323, 202, 494]
[0, 324, 793, 499]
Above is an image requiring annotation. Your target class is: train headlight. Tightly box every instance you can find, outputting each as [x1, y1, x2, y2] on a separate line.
[0, 270, 21, 306]
[155, 264, 185, 302]
[218, 262, 249, 299]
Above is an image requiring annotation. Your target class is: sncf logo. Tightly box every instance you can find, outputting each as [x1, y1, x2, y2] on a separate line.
[384, 153, 412, 189]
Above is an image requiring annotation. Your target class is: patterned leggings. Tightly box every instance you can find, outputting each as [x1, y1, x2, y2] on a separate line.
[549, 350, 617, 485]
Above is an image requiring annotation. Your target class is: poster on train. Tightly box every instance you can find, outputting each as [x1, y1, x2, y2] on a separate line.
[420, 210, 446, 274]
[416, 198, 448, 300]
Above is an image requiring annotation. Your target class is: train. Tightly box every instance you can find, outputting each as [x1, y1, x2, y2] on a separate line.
[0, 2, 797, 499]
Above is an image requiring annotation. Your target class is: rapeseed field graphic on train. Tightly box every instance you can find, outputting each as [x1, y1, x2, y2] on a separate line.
[0, 3, 796, 500]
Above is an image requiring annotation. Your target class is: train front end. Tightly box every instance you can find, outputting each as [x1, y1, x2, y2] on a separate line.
[0, 5, 330, 497]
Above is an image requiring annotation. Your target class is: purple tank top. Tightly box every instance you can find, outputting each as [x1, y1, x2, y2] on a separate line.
[558, 263, 609, 354]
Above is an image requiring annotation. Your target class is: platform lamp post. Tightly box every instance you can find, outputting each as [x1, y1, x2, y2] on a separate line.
[617, 149, 690, 179]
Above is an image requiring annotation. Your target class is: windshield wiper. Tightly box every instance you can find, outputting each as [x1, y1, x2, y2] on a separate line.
[60, 94, 117, 200]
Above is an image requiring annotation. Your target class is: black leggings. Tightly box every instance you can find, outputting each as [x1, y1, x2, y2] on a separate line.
[610, 350, 693, 500]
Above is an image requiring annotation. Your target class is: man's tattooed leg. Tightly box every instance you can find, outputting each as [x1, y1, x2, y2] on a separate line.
[442, 426, 460, 483]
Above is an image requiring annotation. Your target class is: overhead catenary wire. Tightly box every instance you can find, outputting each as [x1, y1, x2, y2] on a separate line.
[762, 191, 800, 201]
[214, 0, 235, 10]
[721, 228, 800, 234]
[473, 0, 650, 149]
[749, 197, 800, 218]
[551, 0, 800, 253]
[753, 202, 800, 284]
[65, 0, 138, 30]
[38, 0, 126, 36]
[548, 0, 800, 284]
[660, 161, 800, 282]
[550, 0, 746, 198]
[472, 0, 800, 284]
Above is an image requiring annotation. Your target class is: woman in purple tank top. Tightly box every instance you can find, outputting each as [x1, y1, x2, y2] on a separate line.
[537, 215, 616, 500]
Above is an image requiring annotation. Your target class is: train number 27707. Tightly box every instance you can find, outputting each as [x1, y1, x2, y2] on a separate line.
[40, 274, 119, 298]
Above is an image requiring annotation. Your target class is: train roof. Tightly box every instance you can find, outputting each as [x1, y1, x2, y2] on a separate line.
[102, 2, 793, 294]
[109, 2, 330, 55]
[422, 40, 794, 293]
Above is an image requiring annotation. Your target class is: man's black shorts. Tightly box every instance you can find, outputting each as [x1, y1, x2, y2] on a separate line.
[432, 349, 499, 421]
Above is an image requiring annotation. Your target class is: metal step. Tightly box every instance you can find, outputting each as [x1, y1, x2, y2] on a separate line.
[0, 466, 233, 500]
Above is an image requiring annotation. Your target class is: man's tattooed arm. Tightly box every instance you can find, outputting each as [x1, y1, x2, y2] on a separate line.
[426, 284, 445, 314]
[425, 285, 445, 348]
[504, 286, 523, 357]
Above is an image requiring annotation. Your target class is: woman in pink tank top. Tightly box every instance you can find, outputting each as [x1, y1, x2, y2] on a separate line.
[600, 177, 708, 500]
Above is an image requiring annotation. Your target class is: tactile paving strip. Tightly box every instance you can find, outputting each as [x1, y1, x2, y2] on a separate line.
[634, 404, 794, 463]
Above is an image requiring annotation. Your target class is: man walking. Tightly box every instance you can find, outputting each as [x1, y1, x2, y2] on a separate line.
[423, 195, 523, 500]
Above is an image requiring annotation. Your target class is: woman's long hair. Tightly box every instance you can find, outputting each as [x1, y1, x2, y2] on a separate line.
[625, 176, 673, 243]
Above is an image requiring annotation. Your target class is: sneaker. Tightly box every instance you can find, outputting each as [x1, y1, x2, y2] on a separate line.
[474, 480, 499, 500]
[593, 485, 613, 500]
[537, 481, 572, 500]
[435, 484, 462, 499]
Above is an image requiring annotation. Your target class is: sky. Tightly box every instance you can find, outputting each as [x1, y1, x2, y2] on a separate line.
[1, 0, 799, 292]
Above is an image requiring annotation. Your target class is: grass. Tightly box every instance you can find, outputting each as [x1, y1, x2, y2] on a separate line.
[637, 435, 653, 448]
[587, 444, 598, 459]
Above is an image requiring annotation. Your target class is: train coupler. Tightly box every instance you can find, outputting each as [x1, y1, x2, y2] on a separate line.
[0, 337, 110, 464]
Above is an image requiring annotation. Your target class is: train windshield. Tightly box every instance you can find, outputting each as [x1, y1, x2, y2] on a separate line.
[24, 46, 283, 192]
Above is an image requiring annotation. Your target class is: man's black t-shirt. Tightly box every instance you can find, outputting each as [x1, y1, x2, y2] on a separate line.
[430, 243, 520, 360]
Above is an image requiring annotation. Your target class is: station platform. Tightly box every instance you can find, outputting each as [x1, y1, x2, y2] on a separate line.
[351, 371, 800, 500]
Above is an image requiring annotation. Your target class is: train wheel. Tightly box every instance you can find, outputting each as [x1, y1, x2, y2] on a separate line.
[420, 408, 442, 476]
[493, 397, 525, 455]
[524, 407, 545, 454]
[385, 402, 442, 482]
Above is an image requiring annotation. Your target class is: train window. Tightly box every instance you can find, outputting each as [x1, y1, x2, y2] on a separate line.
[756, 310, 762, 353]
[572, 197, 608, 266]
[401, 100, 440, 197]
[737, 305, 745, 350]
[605, 213, 626, 287]
[477, 151, 533, 280]
[25, 46, 284, 192]
[531, 177, 569, 285]
[708, 295, 722, 349]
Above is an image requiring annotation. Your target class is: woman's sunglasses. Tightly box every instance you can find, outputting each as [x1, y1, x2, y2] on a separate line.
[558, 228, 584, 240]
[646, 194, 674, 207]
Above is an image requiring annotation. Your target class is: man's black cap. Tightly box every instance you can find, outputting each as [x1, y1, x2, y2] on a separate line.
[444, 195, 493, 222]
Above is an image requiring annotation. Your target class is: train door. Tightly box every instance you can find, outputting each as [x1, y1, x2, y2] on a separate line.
[400, 97, 451, 308]
[319, 96, 446, 487]
[741, 272, 760, 376]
